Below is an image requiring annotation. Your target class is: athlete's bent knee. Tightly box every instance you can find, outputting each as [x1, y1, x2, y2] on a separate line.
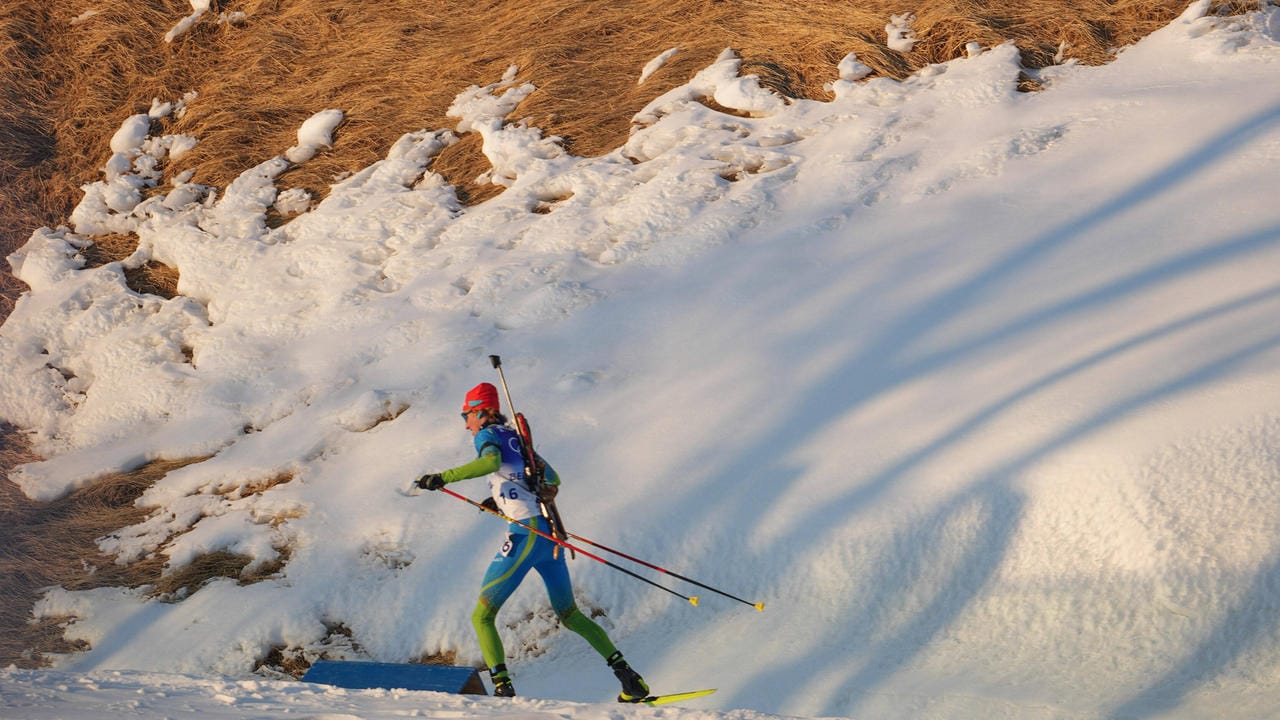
[472, 598, 498, 629]
[557, 604, 582, 624]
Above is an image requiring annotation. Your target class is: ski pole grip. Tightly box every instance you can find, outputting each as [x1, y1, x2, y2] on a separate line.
[489, 354, 502, 369]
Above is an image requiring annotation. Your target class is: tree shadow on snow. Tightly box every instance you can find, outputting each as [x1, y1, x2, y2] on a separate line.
[1106, 541, 1280, 719]
[705, 296, 1280, 715]
[645, 100, 1280, 714]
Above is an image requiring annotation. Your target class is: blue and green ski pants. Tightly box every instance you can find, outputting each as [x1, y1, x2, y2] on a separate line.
[471, 516, 618, 669]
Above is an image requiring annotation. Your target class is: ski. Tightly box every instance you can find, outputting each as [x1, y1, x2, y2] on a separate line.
[639, 689, 717, 706]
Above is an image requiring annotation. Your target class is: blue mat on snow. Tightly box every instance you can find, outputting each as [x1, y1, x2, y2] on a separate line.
[301, 660, 487, 695]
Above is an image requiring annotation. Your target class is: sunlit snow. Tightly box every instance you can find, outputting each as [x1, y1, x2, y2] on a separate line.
[3, 3, 1280, 719]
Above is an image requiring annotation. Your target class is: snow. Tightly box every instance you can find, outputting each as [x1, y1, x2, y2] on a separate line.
[109, 115, 152, 154]
[3, 4, 1280, 719]
[826, 53, 873, 99]
[286, 109, 346, 164]
[885, 14, 917, 53]
[640, 47, 682, 84]
[274, 187, 313, 216]
[0, 667, 794, 720]
[164, 0, 213, 44]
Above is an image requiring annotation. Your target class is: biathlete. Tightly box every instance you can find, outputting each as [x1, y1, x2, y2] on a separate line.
[415, 382, 649, 701]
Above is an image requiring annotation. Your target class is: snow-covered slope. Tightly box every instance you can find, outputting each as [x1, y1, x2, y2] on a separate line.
[0, 667, 803, 720]
[3, 3, 1280, 719]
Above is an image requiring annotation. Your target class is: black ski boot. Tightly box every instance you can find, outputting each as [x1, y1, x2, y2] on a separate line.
[490, 664, 515, 698]
[607, 651, 649, 703]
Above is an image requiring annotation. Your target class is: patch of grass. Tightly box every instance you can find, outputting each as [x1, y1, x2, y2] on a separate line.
[1, 0, 1255, 319]
[75, 232, 182, 299]
[0, 0, 1229, 263]
[0, 456, 206, 666]
[150, 548, 290, 600]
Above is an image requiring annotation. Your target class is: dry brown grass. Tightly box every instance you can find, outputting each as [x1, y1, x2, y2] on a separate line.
[78, 233, 182, 298]
[1, 0, 1260, 299]
[0, 0, 1265, 668]
[254, 631, 465, 680]
[0, 456, 211, 666]
[0, 439, 300, 665]
[254, 621, 363, 678]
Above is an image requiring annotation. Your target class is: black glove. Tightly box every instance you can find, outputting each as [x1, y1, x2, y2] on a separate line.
[536, 483, 559, 502]
[479, 497, 499, 513]
[415, 473, 445, 491]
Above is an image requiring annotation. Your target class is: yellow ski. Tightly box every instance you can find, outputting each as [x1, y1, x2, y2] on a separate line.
[641, 689, 717, 706]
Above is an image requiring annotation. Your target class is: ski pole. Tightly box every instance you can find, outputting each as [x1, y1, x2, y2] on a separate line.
[566, 531, 765, 612]
[487, 355, 521, 437]
[484, 358, 763, 611]
[439, 487, 699, 606]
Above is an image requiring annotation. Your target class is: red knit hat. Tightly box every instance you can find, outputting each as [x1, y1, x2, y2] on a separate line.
[462, 382, 500, 413]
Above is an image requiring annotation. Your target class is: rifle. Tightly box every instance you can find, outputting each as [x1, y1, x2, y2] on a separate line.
[488, 355, 572, 559]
